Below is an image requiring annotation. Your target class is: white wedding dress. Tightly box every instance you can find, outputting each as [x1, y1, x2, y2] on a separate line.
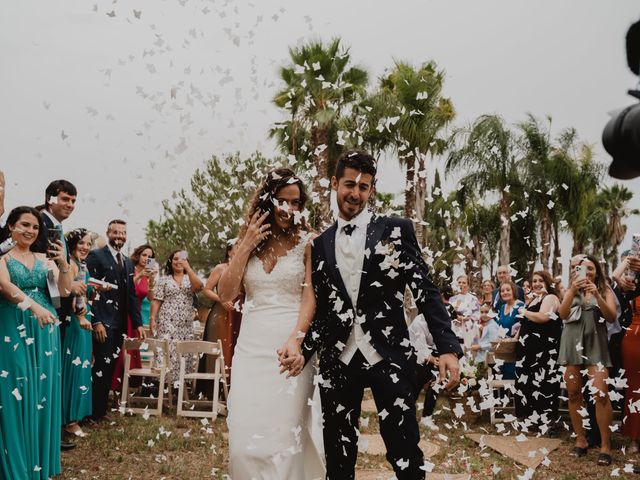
[227, 235, 325, 480]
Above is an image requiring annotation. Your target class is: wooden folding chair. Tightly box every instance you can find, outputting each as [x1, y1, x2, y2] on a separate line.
[120, 337, 171, 416]
[176, 340, 229, 419]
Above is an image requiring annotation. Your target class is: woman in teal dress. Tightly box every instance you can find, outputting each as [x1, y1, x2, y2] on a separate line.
[61, 228, 94, 437]
[558, 254, 617, 466]
[0, 206, 73, 479]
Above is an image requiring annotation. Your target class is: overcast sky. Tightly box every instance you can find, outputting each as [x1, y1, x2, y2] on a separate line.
[2, 0, 639, 265]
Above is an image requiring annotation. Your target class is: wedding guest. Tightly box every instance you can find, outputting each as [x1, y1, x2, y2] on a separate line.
[61, 229, 93, 438]
[196, 246, 242, 399]
[470, 303, 501, 365]
[515, 270, 562, 436]
[495, 282, 524, 379]
[110, 244, 157, 393]
[558, 254, 617, 466]
[450, 275, 480, 349]
[150, 250, 203, 390]
[480, 279, 495, 304]
[493, 265, 525, 310]
[87, 220, 145, 421]
[0, 206, 73, 479]
[614, 253, 640, 452]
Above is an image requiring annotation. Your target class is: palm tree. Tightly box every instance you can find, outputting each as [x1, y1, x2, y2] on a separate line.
[518, 114, 562, 272]
[594, 184, 639, 269]
[446, 115, 521, 265]
[271, 38, 368, 226]
[553, 129, 603, 256]
[376, 61, 454, 243]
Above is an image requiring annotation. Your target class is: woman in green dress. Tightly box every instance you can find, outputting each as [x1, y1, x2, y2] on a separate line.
[0, 206, 73, 479]
[558, 254, 617, 466]
[61, 228, 94, 437]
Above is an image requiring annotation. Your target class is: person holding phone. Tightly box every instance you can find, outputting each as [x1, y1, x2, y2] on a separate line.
[0, 206, 73, 479]
[150, 249, 203, 393]
[110, 244, 157, 393]
[558, 254, 618, 466]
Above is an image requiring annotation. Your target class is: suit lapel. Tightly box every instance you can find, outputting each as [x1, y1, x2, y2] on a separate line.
[102, 245, 119, 276]
[322, 223, 352, 307]
[356, 215, 385, 306]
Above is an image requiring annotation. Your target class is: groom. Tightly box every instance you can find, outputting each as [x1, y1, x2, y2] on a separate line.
[290, 150, 462, 479]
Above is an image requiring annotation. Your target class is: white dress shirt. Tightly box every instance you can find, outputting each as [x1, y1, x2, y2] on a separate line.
[107, 243, 124, 266]
[336, 209, 383, 366]
[42, 209, 62, 228]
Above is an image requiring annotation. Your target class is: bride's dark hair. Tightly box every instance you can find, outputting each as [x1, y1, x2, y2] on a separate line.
[238, 168, 310, 254]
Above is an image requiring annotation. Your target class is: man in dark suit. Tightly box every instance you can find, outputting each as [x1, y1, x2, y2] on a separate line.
[289, 151, 462, 480]
[34, 179, 81, 451]
[87, 219, 145, 421]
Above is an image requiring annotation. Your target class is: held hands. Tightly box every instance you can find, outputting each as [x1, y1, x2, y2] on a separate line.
[240, 211, 271, 252]
[277, 335, 304, 378]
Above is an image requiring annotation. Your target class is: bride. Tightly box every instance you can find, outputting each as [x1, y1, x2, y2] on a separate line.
[218, 168, 325, 479]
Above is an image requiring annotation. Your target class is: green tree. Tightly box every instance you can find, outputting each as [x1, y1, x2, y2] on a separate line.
[271, 38, 368, 226]
[446, 115, 521, 266]
[375, 61, 454, 244]
[592, 184, 639, 269]
[146, 152, 281, 273]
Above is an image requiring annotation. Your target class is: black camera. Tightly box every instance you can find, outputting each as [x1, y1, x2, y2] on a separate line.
[603, 19, 640, 180]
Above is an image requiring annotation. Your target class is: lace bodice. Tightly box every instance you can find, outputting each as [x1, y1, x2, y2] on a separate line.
[1, 255, 52, 307]
[242, 234, 309, 308]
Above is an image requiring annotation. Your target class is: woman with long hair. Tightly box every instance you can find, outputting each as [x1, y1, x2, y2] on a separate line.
[496, 281, 524, 379]
[515, 270, 562, 435]
[196, 244, 242, 399]
[61, 228, 94, 438]
[110, 244, 157, 392]
[218, 168, 324, 479]
[150, 249, 203, 390]
[0, 206, 73, 479]
[558, 254, 617, 466]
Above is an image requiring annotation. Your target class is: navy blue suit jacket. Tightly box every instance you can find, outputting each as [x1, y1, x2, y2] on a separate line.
[86, 245, 141, 330]
[302, 215, 462, 377]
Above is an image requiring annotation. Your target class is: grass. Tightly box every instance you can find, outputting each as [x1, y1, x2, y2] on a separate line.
[60, 391, 638, 479]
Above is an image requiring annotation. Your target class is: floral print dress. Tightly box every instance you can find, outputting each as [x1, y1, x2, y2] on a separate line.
[154, 275, 195, 386]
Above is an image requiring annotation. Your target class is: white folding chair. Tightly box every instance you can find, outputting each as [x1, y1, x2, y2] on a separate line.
[176, 340, 229, 419]
[120, 337, 172, 416]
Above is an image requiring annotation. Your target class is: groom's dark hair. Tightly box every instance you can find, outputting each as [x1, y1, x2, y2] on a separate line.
[334, 150, 377, 181]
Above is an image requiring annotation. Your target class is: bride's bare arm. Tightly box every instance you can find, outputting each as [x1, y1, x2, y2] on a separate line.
[218, 211, 270, 303]
[278, 241, 315, 376]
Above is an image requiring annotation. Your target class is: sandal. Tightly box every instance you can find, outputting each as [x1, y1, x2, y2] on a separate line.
[597, 453, 612, 466]
[570, 446, 588, 457]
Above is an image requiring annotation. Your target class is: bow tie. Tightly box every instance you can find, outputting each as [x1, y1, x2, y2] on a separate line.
[342, 224, 356, 236]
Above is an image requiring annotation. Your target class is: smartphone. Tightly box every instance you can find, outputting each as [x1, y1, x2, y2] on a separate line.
[178, 250, 188, 260]
[575, 265, 587, 280]
[146, 258, 158, 270]
[46, 226, 62, 258]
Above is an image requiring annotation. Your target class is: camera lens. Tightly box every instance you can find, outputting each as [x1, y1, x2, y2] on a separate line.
[603, 102, 640, 179]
